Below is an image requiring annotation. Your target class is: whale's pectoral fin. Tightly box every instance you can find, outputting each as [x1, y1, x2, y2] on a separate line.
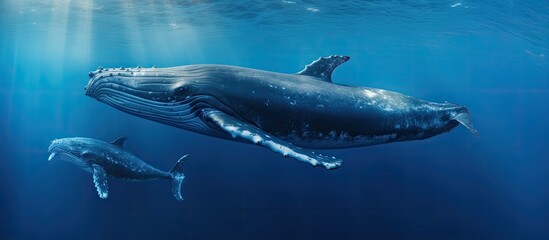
[296, 55, 350, 82]
[91, 164, 108, 199]
[169, 155, 188, 201]
[205, 110, 343, 170]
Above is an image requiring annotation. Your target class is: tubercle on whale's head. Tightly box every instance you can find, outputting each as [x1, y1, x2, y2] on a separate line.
[85, 66, 129, 97]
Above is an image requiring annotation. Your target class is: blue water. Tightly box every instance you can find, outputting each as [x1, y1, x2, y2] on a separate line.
[1, 1, 548, 239]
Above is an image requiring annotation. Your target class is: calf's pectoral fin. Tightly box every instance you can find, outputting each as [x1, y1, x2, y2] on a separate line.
[204, 110, 343, 170]
[169, 155, 188, 201]
[91, 164, 109, 199]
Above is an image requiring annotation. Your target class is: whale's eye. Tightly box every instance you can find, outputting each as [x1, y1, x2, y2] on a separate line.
[174, 86, 188, 95]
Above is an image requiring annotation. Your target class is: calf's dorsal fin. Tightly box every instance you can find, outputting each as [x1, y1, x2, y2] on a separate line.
[296, 55, 350, 82]
[110, 136, 127, 148]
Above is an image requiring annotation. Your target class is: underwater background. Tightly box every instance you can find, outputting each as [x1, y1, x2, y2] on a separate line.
[1, 0, 548, 239]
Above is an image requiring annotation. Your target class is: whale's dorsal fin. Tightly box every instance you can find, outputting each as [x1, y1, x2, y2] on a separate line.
[110, 136, 127, 148]
[296, 55, 350, 82]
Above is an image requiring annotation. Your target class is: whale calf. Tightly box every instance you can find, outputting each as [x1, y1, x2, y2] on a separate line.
[85, 55, 477, 170]
[48, 137, 187, 200]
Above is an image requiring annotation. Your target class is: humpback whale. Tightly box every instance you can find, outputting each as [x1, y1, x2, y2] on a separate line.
[48, 137, 187, 200]
[85, 55, 477, 170]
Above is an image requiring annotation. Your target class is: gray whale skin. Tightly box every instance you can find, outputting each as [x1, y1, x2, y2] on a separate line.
[85, 55, 478, 170]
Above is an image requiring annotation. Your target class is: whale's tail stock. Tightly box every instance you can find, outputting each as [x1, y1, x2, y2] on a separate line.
[169, 154, 188, 201]
[452, 108, 479, 136]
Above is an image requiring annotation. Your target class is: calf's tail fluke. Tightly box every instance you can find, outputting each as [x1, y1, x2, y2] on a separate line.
[452, 109, 479, 136]
[170, 154, 188, 201]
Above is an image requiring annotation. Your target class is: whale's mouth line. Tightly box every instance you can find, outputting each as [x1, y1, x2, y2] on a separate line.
[48, 146, 78, 160]
[47, 146, 92, 171]
[48, 151, 75, 161]
[48, 145, 70, 156]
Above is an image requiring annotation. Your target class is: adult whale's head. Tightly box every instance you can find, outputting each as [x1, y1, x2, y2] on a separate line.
[84, 66, 230, 137]
[86, 66, 203, 102]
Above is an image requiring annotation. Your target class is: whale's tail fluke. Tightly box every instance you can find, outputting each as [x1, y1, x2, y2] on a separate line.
[169, 154, 188, 201]
[452, 110, 479, 136]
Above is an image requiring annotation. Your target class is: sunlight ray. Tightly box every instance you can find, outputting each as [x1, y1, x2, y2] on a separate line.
[47, 0, 71, 83]
[121, 1, 147, 64]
